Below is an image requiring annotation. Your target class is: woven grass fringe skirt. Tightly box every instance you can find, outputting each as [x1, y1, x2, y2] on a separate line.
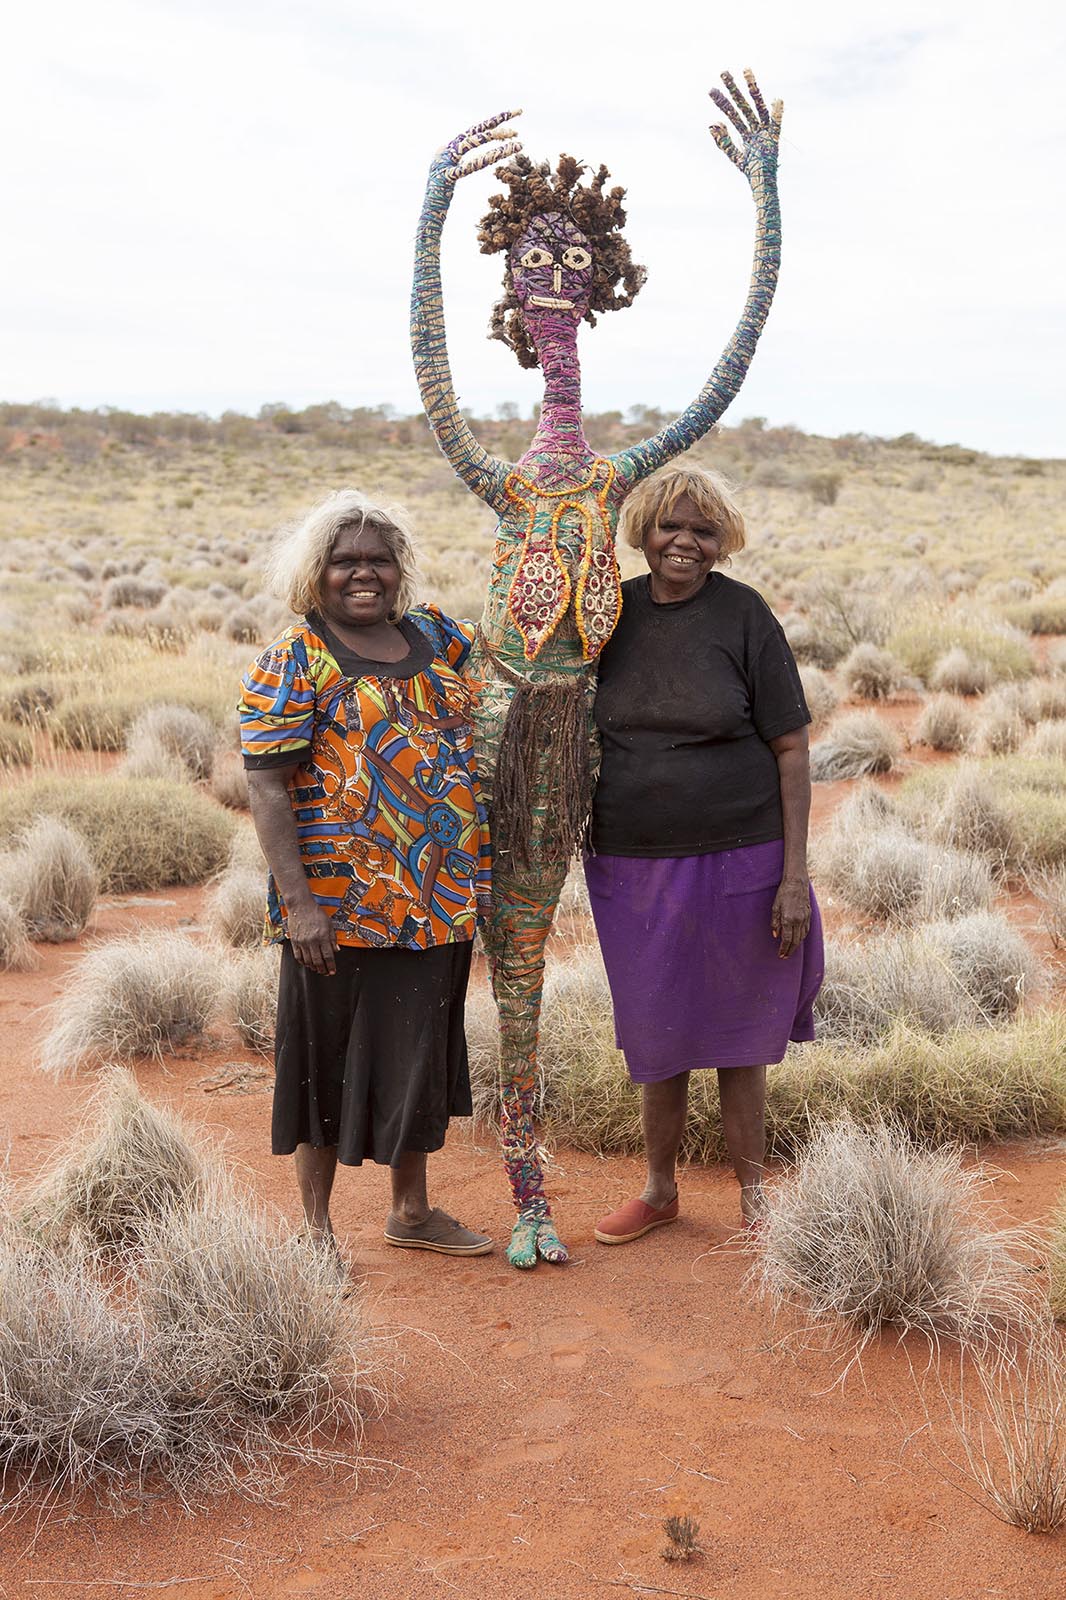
[584, 840, 824, 1083]
[272, 939, 474, 1167]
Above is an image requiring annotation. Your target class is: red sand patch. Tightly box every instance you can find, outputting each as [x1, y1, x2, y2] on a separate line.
[1, 880, 1065, 1597]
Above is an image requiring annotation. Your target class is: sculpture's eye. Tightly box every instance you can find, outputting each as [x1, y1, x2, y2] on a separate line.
[519, 247, 553, 269]
[562, 246, 592, 271]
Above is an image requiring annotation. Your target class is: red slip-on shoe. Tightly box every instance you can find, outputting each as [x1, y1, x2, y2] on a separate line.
[594, 1193, 679, 1245]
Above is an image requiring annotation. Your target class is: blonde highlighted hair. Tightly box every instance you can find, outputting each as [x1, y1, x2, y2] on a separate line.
[266, 489, 421, 618]
[619, 464, 746, 561]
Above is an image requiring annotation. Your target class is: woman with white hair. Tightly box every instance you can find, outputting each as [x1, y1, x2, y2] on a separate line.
[239, 489, 494, 1266]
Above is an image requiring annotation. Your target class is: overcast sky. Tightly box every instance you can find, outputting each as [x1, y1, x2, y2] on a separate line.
[3, 0, 1063, 456]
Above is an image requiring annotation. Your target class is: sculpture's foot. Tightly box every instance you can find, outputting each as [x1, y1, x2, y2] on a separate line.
[506, 1213, 570, 1270]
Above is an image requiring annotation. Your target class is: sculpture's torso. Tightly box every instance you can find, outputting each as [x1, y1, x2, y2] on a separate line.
[475, 447, 633, 679]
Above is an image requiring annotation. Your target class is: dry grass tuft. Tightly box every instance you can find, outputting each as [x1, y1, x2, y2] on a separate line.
[38, 931, 222, 1075]
[809, 712, 901, 781]
[0, 777, 234, 892]
[754, 1120, 1033, 1355]
[932, 1328, 1066, 1533]
[913, 694, 975, 753]
[815, 790, 994, 922]
[126, 704, 216, 781]
[925, 764, 1016, 869]
[930, 647, 994, 696]
[22, 1068, 208, 1255]
[1029, 866, 1066, 950]
[1022, 720, 1066, 761]
[840, 642, 903, 700]
[798, 664, 839, 727]
[0, 817, 99, 941]
[0, 719, 33, 766]
[121, 733, 188, 783]
[0, 891, 35, 971]
[136, 1183, 372, 1492]
[210, 749, 249, 809]
[224, 947, 280, 1054]
[2, 1074, 378, 1512]
[816, 913, 1041, 1044]
[0, 1235, 168, 1509]
[205, 868, 266, 948]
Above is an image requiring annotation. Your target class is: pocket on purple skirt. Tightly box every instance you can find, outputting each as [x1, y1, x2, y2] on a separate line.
[719, 840, 785, 896]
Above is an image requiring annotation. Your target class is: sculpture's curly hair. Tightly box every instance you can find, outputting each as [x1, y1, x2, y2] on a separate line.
[477, 153, 647, 369]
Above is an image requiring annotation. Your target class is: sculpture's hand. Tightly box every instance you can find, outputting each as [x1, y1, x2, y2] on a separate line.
[709, 69, 782, 181]
[432, 108, 523, 186]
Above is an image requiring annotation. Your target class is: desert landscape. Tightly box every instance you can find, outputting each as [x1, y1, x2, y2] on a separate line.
[2, 401, 1066, 1597]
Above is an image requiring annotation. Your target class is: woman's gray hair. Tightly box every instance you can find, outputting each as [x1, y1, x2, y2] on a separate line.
[266, 488, 421, 619]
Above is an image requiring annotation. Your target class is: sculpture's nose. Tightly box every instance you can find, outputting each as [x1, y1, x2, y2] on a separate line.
[552, 263, 562, 294]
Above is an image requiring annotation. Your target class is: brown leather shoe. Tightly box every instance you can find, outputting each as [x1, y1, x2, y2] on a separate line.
[594, 1194, 679, 1245]
[383, 1207, 493, 1256]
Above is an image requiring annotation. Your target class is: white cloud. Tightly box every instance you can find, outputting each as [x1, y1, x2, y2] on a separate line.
[2, 0, 1063, 454]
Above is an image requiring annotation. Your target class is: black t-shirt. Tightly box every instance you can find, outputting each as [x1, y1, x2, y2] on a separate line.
[589, 573, 810, 857]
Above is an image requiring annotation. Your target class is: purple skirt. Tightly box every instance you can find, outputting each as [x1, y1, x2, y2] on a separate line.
[583, 841, 824, 1083]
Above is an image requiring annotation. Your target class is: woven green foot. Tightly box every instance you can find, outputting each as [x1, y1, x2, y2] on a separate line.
[506, 1214, 569, 1269]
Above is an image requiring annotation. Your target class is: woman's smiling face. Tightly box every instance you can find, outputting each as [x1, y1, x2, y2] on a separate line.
[319, 522, 401, 631]
[642, 492, 722, 603]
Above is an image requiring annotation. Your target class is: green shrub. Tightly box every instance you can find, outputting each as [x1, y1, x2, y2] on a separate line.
[890, 612, 1034, 686]
[0, 778, 234, 892]
[1002, 597, 1066, 635]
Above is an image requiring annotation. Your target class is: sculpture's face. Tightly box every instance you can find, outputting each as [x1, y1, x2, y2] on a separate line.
[510, 212, 593, 332]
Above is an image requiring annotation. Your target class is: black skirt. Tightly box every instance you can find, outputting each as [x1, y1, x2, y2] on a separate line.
[272, 939, 474, 1167]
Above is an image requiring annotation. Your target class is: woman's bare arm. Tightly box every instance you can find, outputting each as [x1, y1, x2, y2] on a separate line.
[768, 725, 812, 958]
[247, 764, 338, 976]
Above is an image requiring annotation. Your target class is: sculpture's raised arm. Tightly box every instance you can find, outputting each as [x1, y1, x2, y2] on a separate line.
[410, 111, 522, 508]
[614, 71, 783, 483]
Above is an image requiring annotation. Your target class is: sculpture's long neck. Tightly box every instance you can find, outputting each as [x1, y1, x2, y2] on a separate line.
[521, 316, 592, 471]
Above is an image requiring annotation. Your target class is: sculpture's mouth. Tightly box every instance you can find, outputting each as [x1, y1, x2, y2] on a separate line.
[528, 294, 575, 310]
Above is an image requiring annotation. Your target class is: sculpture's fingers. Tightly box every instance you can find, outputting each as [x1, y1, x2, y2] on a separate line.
[448, 138, 523, 183]
[720, 70, 759, 131]
[743, 69, 770, 127]
[451, 108, 523, 158]
[709, 87, 749, 139]
[709, 123, 745, 169]
[771, 99, 784, 143]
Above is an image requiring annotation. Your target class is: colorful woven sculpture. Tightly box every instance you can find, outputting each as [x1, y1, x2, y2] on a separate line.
[410, 72, 784, 1268]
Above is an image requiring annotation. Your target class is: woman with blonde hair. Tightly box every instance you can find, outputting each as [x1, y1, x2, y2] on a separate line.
[585, 464, 824, 1242]
[240, 489, 493, 1268]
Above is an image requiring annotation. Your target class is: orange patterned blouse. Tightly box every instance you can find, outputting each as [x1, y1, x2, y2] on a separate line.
[239, 606, 491, 951]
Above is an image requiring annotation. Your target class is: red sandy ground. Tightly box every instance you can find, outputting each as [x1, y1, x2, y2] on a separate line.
[2, 702, 1066, 1597]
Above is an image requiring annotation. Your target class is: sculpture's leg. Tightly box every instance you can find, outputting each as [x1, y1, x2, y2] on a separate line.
[482, 854, 570, 1268]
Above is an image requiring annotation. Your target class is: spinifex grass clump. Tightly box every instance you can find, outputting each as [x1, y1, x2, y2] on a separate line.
[23, 1069, 209, 1255]
[0, 777, 234, 892]
[754, 1120, 1033, 1355]
[809, 711, 901, 781]
[913, 693, 975, 753]
[0, 892, 34, 972]
[817, 912, 1042, 1045]
[137, 1184, 369, 1492]
[38, 931, 222, 1075]
[2, 1076, 379, 1513]
[224, 947, 279, 1054]
[0, 816, 99, 942]
[125, 703, 216, 781]
[814, 788, 994, 922]
[933, 1329, 1066, 1534]
[206, 867, 266, 948]
[0, 1235, 169, 1510]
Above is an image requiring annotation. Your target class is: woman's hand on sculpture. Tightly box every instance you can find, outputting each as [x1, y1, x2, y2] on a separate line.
[433, 109, 523, 185]
[709, 69, 783, 181]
